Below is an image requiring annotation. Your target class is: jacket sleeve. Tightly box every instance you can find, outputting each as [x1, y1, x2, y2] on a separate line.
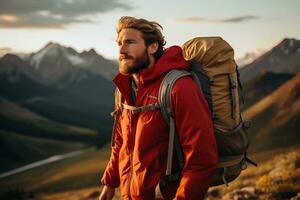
[101, 90, 123, 188]
[170, 76, 218, 200]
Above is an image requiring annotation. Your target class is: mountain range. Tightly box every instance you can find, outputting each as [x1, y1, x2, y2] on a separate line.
[238, 38, 300, 152]
[239, 38, 300, 83]
[0, 43, 119, 172]
[0, 43, 118, 130]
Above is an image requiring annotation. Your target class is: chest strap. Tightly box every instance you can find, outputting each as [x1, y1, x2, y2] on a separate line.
[121, 103, 161, 114]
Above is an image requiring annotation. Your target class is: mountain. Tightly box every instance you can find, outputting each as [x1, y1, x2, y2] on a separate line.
[236, 49, 266, 68]
[0, 47, 116, 171]
[242, 73, 300, 152]
[0, 54, 59, 101]
[0, 48, 12, 58]
[80, 48, 118, 79]
[0, 50, 114, 130]
[27, 42, 118, 86]
[239, 38, 300, 83]
[0, 54, 44, 85]
[241, 71, 295, 111]
[0, 96, 101, 172]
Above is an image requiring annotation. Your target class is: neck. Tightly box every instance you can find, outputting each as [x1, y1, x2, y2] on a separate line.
[132, 56, 155, 86]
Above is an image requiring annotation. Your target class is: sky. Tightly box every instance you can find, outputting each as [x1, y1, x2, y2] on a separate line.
[0, 0, 299, 60]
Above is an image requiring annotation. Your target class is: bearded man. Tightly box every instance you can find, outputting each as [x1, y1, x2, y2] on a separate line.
[99, 16, 217, 200]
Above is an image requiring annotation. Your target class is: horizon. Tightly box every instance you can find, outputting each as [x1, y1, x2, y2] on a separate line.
[0, 0, 300, 59]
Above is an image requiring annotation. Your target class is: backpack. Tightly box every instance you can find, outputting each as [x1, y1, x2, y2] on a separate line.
[112, 37, 257, 188]
[158, 37, 256, 187]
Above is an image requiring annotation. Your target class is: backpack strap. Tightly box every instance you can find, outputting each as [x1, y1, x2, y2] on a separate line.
[121, 103, 161, 115]
[110, 88, 123, 117]
[111, 88, 161, 116]
[110, 88, 123, 147]
[159, 70, 202, 124]
[158, 69, 195, 176]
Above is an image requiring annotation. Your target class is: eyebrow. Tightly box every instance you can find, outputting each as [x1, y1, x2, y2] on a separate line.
[116, 38, 136, 44]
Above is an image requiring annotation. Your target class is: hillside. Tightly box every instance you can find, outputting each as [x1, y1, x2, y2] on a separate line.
[0, 145, 299, 200]
[0, 145, 111, 197]
[241, 71, 294, 111]
[0, 43, 116, 175]
[0, 97, 102, 172]
[242, 74, 300, 152]
[0, 52, 114, 130]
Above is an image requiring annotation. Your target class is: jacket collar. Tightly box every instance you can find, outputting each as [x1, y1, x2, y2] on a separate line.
[113, 46, 189, 104]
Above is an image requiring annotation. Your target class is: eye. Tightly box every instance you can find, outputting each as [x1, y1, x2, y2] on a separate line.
[126, 40, 135, 44]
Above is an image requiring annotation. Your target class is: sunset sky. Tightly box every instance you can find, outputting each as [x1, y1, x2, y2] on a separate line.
[0, 0, 299, 59]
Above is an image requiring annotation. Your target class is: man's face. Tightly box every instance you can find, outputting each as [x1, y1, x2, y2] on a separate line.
[117, 28, 150, 75]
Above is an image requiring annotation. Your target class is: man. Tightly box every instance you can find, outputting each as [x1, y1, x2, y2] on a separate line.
[99, 16, 218, 200]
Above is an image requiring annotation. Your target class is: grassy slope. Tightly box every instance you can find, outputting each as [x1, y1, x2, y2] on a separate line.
[0, 97, 98, 140]
[0, 130, 88, 172]
[0, 144, 111, 196]
[0, 97, 108, 172]
[241, 72, 294, 111]
[1, 145, 299, 200]
[242, 74, 300, 152]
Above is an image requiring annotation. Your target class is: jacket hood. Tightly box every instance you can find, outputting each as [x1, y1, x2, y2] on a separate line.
[138, 45, 189, 85]
[113, 46, 189, 104]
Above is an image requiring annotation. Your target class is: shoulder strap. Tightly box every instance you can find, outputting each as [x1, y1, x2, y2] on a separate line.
[158, 70, 193, 124]
[110, 88, 122, 117]
[110, 88, 122, 147]
[158, 69, 194, 176]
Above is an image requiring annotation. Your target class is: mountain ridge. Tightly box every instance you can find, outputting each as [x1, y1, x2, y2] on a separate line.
[239, 38, 300, 83]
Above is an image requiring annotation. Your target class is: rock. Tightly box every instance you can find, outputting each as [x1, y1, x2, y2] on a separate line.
[222, 186, 258, 200]
[289, 192, 300, 200]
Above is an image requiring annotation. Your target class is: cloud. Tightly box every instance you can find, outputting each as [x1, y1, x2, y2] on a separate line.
[0, 0, 133, 29]
[173, 15, 259, 23]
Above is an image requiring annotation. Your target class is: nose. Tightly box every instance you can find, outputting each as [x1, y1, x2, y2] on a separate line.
[119, 43, 127, 55]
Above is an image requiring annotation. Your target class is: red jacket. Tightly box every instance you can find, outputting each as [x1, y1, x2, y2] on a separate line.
[101, 46, 218, 200]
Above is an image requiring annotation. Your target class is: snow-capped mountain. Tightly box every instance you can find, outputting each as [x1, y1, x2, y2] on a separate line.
[29, 42, 86, 70]
[0, 50, 114, 129]
[236, 49, 267, 68]
[0, 54, 42, 84]
[239, 38, 300, 83]
[27, 42, 118, 83]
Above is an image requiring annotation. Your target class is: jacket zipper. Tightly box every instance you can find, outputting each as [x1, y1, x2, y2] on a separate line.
[128, 85, 138, 199]
[128, 111, 134, 199]
[128, 149, 133, 198]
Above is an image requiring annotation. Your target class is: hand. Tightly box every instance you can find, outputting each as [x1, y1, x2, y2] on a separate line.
[99, 185, 115, 200]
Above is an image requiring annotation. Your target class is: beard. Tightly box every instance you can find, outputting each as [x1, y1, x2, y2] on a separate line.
[119, 51, 150, 75]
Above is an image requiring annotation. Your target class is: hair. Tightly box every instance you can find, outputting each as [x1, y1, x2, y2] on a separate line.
[117, 16, 166, 60]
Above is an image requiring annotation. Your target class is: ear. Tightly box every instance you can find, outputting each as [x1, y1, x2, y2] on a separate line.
[147, 42, 159, 55]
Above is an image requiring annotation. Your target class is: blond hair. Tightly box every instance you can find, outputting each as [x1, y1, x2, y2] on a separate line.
[117, 16, 166, 60]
